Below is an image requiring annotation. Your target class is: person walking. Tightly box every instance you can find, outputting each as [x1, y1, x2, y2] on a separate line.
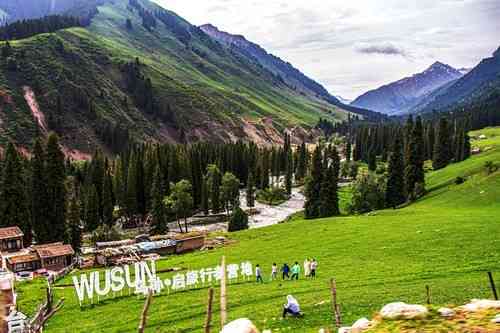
[290, 262, 300, 280]
[271, 263, 278, 281]
[310, 259, 318, 278]
[281, 263, 290, 280]
[256, 264, 264, 283]
[303, 258, 311, 278]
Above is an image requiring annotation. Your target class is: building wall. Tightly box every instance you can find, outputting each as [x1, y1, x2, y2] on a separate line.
[0, 238, 23, 253]
[176, 237, 205, 254]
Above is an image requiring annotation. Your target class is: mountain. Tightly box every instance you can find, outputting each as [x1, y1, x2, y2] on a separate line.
[0, 0, 362, 154]
[410, 47, 500, 114]
[351, 62, 463, 115]
[0, 0, 103, 24]
[200, 23, 333, 100]
[199, 23, 383, 121]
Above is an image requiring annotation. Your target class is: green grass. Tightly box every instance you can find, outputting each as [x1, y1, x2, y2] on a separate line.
[19, 128, 500, 332]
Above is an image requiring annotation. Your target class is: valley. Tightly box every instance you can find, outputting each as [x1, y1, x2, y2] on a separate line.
[0, 1, 499, 333]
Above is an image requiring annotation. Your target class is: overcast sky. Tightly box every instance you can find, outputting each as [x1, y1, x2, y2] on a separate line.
[154, 0, 500, 100]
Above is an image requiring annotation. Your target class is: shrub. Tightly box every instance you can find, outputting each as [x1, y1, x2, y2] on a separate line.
[485, 161, 498, 175]
[90, 225, 122, 245]
[228, 207, 249, 232]
[409, 182, 427, 202]
[455, 176, 466, 185]
[349, 173, 386, 214]
[256, 186, 288, 206]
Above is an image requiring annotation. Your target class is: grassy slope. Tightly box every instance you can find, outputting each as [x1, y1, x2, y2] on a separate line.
[17, 128, 500, 332]
[0, 0, 349, 148]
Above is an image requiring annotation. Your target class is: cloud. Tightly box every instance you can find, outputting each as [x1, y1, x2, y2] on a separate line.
[354, 42, 407, 57]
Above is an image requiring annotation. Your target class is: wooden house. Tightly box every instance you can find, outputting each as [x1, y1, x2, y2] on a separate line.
[0, 227, 23, 253]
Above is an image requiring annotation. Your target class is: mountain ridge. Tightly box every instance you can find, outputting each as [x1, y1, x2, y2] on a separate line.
[0, 0, 361, 153]
[351, 61, 463, 115]
[199, 23, 335, 100]
[410, 47, 500, 114]
[199, 23, 385, 121]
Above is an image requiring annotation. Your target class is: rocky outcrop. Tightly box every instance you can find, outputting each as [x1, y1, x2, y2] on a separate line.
[380, 302, 428, 320]
[460, 299, 500, 312]
[221, 318, 259, 333]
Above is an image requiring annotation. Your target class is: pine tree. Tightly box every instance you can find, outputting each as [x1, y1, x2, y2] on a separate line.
[405, 116, 425, 196]
[261, 151, 270, 189]
[0, 143, 31, 243]
[368, 148, 377, 172]
[433, 118, 452, 170]
[102, 171, 114, 226]
[295, 142, 308, 182]
[246, 171, 255, 208]
[31, 138, 50, 243]
[126, 151, 138, 216]
[150, 166, 168, 235]
[285, 145, 293, 195]
[463, 130, 471, 160]
[201, 175, 209, 215]
[304, 145, 323, 219]
[319, 164, 339, 217]
[84, 185, 100, 231]
[386, 136, 406, 208]
[136, 148, 146, 215]
[207, 164, 222, 214]
[345, 140, 352, 162]
[228, 206, 249, 232]
[113, 157, 127, 209]
[68, 191, 82, 252]
[45, 133, 67, 241]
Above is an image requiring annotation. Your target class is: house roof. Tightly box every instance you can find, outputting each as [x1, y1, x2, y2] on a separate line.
[33, 243, 74, 259]
[0, 226, 24, 240]
[6, 253, 39, 265]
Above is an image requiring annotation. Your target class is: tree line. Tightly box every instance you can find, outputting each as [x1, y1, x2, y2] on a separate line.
[0, 14, 91, 41]
[0, 133, 305, 251]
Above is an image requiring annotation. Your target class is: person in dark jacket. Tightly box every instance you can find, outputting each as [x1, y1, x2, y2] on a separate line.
[281, 263, 290, 280]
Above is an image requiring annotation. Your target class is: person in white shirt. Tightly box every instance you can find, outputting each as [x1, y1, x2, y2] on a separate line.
[304, 258, 311, 277]
[310, 259, 318, 278]
[271, 263, 278, 280]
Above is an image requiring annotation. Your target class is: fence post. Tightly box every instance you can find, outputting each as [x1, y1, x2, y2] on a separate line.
[425, 285, 431, 304]
[204, 288, 214, 333]
[138, 290, 153, 333]
[488, 272, 498, 300]
[220, 256, 227, 329]
[330, 278, 341, 328]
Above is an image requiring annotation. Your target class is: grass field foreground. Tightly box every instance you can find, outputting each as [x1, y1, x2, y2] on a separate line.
[16, 128, 500, 332]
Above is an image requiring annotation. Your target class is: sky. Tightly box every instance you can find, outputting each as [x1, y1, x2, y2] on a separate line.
[153, 0, 500, 100]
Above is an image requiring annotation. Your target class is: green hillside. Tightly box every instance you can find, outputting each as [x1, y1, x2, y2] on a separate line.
[17, 127, 500, 332]
[0, 0, 352, 151]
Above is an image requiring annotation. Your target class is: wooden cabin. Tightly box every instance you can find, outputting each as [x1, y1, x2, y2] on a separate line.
[0, 227, 23, 253]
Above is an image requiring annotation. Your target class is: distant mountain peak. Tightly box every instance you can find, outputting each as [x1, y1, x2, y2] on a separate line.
[494, 46, 500, 58]
[352, 61, 463, 115]
[424, 61, 461, 76]
[199, 23, 250, 47]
